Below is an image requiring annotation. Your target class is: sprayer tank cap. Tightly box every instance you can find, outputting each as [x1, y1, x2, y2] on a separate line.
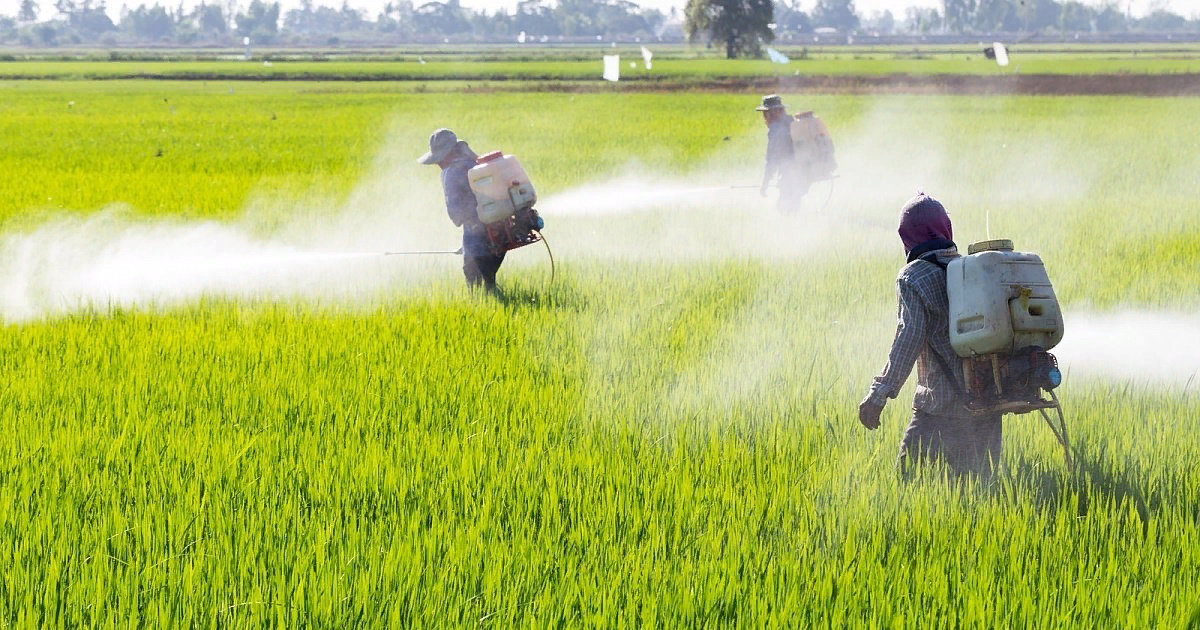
[476, 150, 504, 164]
[967, 239, 1015, 255]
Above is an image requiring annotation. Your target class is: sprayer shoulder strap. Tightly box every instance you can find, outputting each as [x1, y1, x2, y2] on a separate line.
[917, 257, 970, 402]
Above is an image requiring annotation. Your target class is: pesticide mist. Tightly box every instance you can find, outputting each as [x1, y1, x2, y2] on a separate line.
[0, 160, 464, 322]
[1055, 311, 1200, 387]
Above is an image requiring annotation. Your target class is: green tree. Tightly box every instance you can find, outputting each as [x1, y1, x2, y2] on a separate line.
[1016, 0, 1060, 32]
[1092, 1, 1125, 31]
[970, 0, 1018, 32]
[942, 0, 974, 32]
[811, 0, 859, 31]
[1138, 9, 1187, 31]
[54, 0, 116, 35]
[684, 0, 775, 59]
[376, 0, 414, 35]
[18, 0, 39, 22]
[193, 2, 228, 34]
[413, 0, 469, 35]
[902, 6, 940, 33]
[235, 0, 280, 37]
[121, 3, 174, 39]
[1057, 1, 1094, 32]
[863, 8, 894, 34]
[774, 0, 812, 35]
[513, 0, 557, 35]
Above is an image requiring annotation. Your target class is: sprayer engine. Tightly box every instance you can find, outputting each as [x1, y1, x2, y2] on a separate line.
[484, 204, 544, 255]
[468, 150, 545, 255]
[962, 347, 1061, 415]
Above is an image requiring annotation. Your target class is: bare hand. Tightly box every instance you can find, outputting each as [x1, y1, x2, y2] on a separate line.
[858, 399, 883, 430]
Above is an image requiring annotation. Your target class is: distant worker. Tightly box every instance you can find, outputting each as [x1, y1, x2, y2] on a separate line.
[418, 128, 504, 294]
[756, 94, 808, 212]
[857, 194, 1003, 480]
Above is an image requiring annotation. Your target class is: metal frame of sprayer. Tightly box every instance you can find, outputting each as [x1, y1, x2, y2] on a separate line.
[483, 197, 544, 256]
[960, 347, 1072, 471]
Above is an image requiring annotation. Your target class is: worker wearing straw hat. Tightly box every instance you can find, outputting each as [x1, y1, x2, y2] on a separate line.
[419, 128, 505, 294]
[756, 94, 807, 212]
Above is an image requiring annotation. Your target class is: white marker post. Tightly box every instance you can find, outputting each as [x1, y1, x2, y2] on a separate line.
[993, 42, 1010, 67]
[603, 55, 620, 82]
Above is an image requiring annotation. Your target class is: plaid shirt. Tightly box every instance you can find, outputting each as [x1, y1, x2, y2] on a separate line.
[866, 247, 969, 417]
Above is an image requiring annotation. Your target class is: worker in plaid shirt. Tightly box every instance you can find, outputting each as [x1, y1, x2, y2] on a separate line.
[859, 194, 1003, 479]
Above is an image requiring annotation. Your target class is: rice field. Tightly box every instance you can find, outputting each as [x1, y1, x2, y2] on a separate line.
[2, 48, 1200, 81]
[1, 77, 1198, 627]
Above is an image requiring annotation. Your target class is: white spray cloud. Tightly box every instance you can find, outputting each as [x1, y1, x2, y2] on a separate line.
[0, 146, 465, 323]
[1056, 311, 1200, 387]
[0, 212, 421, 322]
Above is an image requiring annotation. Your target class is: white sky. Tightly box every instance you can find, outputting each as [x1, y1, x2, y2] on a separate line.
[2, 0, 1197, 24]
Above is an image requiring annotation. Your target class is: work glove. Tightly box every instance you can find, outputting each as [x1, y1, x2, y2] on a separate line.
[858, 398, 883, 431]
[759, 183, 768, 198]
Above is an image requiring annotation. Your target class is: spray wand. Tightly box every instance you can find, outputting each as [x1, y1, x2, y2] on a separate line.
[382, 248, 463, 256]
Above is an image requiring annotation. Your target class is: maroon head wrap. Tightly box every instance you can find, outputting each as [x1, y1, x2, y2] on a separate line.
[898, 194, 953, 256]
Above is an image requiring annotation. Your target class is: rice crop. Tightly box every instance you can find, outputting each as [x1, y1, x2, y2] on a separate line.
[2, 50, 1200, 82]
[0, 79, 1198, 627]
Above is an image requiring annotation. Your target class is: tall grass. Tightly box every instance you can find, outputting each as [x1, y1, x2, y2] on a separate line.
[0, 81, 1197, 627]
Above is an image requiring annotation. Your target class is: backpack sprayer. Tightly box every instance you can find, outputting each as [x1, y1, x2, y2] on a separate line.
[788, 111, 839, 211]
[386, 150, 554, 279]
[944, 239, 1071, 470]
[466, 150, 547, 257]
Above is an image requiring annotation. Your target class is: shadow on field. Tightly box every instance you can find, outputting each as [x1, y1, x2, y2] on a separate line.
[1005, 437, 1165, 536]
[496, 283, 589, 312]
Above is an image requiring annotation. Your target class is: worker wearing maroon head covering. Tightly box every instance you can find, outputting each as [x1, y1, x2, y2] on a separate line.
[859, 194, 1003, 479]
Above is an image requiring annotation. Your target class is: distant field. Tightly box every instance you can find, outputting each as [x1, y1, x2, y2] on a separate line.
[6, 40, 1200, 60]
[2, 51, 1200, 82]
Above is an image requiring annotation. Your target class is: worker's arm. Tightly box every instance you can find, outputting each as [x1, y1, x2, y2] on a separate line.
[862, 276, 927, 416]
[761, 121, 793, 194]
[442, 167, 478, 228]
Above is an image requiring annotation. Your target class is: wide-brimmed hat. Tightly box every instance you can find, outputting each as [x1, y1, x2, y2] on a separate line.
[417, 128, 462, 165]
[755, 94, 787, 111]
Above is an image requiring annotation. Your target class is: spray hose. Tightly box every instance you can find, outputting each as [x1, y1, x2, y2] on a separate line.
[1038, 390, 1073, 473]
[535, 230, 555, 286]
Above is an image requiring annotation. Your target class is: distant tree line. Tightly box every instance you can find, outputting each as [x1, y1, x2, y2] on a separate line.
[0, 0, 1197, 48]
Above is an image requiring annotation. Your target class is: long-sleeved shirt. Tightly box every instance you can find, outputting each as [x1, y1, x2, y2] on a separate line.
[440, 144, 492, 257]
[763, 116, 795, 187]
[866, 247, 969, 417]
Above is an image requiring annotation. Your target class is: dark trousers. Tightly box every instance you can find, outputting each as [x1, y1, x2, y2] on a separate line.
[777, 178, 813, 213]
[463, 252, 505, 291]
[897, 410, 1003, 480]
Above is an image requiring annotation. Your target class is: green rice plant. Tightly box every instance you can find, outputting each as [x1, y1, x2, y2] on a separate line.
[0, 80, 1197, 628]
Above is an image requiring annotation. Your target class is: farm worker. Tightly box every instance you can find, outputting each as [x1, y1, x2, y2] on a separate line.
[756, 94, 808, 212]
[418, 128, 505, 294]
[857, 194, 1003, 479]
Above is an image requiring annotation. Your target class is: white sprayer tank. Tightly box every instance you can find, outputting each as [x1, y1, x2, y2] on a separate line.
[468, 151, 537, 224]
[947, 239, 1064, 358]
